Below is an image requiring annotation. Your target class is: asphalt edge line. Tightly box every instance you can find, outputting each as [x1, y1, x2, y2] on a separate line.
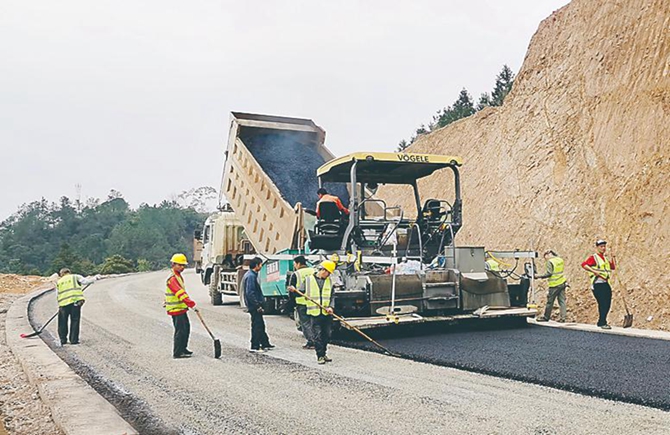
[527, 318, 670, 341]
[6, 286, 138, 435]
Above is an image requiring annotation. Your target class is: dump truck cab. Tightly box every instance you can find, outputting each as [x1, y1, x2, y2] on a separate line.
[313, 152, 463, 263]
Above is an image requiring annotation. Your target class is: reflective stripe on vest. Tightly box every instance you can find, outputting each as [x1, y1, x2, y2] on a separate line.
[295, 267, 315, 305]
[56, 274, 85, 307]
[547, 257, 567, 287]
[589, 254, 611, 285]
[304, 274, 332, 316]
[485, 259, 500, 271]
[165, 273, 188, 314]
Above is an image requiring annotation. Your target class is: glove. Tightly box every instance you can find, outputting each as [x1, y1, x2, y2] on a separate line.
[257, 306, 264, 314]
[185, 299, 196, 309]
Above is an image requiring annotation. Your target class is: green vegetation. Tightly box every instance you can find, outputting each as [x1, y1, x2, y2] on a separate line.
[0, 191, 209, 276]
[397, 65, 515, 151]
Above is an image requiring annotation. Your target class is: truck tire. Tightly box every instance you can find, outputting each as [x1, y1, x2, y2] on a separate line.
[209, 265, 223, 306]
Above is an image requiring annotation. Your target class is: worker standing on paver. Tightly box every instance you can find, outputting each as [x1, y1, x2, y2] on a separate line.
[300, 260, 336, 364]
[287, 256, 316, 349]
[535, 250, 568, 323]
[316, 188, 349, 217]
[243, 257, 274, 352]
[56, 268, 98, 345]
[165, 253, 196, 358]
[484, 252, 500, 272]
[581, 240, 616, 329]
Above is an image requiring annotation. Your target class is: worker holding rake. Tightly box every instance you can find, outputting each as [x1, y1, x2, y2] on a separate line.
[300, 260, 336, 364]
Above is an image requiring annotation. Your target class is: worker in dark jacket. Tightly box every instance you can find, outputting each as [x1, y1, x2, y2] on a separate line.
[243, 257, 274, 352]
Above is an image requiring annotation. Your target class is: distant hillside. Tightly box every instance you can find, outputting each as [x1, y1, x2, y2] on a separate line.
[381, 0, 670, 330]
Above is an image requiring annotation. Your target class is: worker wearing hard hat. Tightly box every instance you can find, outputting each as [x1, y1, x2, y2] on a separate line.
[581, 240, 616, 329]
[55, 268, 99, 346]
[534, 250, 568, 323]
[299, 260, 336, 364]
[484, 252, 500, 272]
[287, 256, 316, 349]
[166, 253, 196, 358]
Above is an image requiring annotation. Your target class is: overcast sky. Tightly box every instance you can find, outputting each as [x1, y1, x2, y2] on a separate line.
[0, 0, 569, 221]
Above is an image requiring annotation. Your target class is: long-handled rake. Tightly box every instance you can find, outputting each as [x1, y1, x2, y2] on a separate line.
[292, 287, 398, 357]
[612, 267, 633, 328]
[20, 283, 94, 339]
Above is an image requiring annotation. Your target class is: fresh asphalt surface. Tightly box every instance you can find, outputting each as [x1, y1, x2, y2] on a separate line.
[29, 271, 670, 434]
[337, 322, 670, 410]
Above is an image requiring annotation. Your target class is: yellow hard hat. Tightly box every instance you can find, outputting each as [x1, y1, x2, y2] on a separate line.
[320, 260, 336, 274]
[170, 253, 188, 265]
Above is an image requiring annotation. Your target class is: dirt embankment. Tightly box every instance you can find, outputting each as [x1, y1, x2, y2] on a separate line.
[0, 275, 61, 434]
[382, 0, 670, 329]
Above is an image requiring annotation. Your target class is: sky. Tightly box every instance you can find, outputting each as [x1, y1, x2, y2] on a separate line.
[0, 0, 569, 221]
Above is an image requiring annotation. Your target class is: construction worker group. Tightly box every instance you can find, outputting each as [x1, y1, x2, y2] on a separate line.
[486, 239, 617, 329]
[56, 237, 617, 359]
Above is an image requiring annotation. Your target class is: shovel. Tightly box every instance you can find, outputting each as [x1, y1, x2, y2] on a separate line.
[21, 283, 93, 339]
[611, 265, 633, 328]
[194, 308, 221, 358]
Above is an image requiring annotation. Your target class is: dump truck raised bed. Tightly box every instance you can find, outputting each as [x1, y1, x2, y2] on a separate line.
[220, 112, 348, 311]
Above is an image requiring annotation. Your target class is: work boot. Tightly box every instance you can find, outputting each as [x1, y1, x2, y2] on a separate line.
[302, 343, 315, 350]
[173, 353, 192, 359]
[317, 357, 326, 365]
[262, 344, 275, 350]
[600, 324, 612, 330]
[323, 355, 332, 363]
[535, 316, 548, 322]
[183, 349, 193, 355]
[249, 348, 265, 353]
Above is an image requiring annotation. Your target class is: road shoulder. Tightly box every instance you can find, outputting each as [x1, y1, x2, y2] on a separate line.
[528, 317, 670, 341]
[6, 286, 138, 435]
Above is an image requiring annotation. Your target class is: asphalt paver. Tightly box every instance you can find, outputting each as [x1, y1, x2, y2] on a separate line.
[337, 321, 670, 410]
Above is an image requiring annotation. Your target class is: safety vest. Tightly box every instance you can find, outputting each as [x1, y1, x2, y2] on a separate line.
[304, 274, 332, 316]
[588, 254, 611, 285]
[485, 259, 500, 272]
[547, 257, 567, 287]
[165, 273, 188, 314]
[294, 267, 315, 305]
[56, 274, 85, 307]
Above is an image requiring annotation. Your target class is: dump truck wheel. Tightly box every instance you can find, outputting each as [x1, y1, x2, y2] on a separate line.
[210, 266, 223, 306]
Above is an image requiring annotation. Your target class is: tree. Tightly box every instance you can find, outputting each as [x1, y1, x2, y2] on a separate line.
[177, 186, 218, 213]
[433, 89, 475, 129]
[477, 92, 492, 111]
[490, 64, 515, 107]
[99, 255, 136, 274]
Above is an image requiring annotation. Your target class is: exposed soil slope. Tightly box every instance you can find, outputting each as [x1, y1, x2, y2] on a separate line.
[382, 0, 670, 329]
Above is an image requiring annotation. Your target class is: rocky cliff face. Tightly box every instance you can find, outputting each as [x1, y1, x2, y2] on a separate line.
[382, 0, 670, 329]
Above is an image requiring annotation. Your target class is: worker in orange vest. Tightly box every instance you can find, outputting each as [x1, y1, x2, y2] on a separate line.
[165, 253, 196, 358]
[316, 188, 349, 218]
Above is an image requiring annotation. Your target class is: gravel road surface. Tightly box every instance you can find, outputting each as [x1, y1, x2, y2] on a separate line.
[31, 271, 670, 434]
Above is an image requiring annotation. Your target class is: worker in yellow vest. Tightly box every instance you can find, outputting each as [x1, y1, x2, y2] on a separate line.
[56, 268, 98, 345]
[299, 260, 336, 364]
[484, 252, 500, 273]
[534, 250, 568, 323]
[166, 253, 196, 358]
[581, 240, 616, 329]
[287, 256, 316, 349]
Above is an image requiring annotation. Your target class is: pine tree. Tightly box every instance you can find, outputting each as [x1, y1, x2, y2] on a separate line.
[490, 65, 515, 106]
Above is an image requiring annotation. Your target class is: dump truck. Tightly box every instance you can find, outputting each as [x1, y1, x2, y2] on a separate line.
[220, 112, 537, 329]
[219, 112, 349, 312]
[194, 207, 255, 305]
